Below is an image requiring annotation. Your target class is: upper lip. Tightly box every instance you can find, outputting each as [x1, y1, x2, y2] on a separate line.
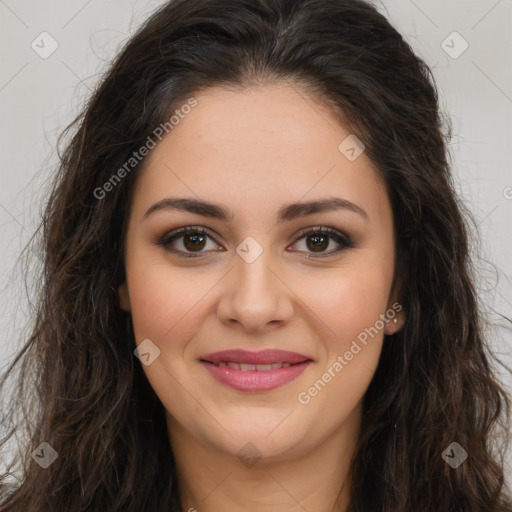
[200, 349, 312, 365]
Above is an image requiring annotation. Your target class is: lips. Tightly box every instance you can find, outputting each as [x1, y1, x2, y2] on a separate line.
[200, 349, 311, 366]
[199, 349, 313, 392]
[211, 361, 293, 371]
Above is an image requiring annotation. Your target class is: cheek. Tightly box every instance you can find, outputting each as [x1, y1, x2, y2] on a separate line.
[128, 267, 208, 343]
[296, 271, 388, 419]
[126, 264, 210, 406]
[302, 259, 393, 341]
[294, 255, 392, 403]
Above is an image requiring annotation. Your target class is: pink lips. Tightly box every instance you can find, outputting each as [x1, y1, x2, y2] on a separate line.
[200, 349, 313, 392]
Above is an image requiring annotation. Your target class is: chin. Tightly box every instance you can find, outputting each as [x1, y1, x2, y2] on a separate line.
[208, 413, 314, 459]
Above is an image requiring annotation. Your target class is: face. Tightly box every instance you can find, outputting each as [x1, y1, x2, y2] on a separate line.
[119, 82, 402, 463]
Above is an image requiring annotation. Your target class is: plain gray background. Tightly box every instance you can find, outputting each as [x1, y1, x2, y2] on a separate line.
[1, 0, 511, 486]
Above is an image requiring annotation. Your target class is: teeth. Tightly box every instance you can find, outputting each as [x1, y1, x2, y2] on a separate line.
[214, 361, 298, 370]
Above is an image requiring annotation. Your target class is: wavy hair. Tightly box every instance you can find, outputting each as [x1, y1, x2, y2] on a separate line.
[1, 0, 511, 510]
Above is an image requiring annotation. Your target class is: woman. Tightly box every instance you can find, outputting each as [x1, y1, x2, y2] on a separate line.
[0, 0, 511, 510]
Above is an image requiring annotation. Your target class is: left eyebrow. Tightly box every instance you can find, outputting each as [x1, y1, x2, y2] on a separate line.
[143, 196, 369, 222]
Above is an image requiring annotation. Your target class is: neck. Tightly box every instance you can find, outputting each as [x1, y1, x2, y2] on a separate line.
[166, 404, 362, 512]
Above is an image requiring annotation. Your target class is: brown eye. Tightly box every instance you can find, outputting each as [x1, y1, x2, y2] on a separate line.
[290, 227, 353, 258]
[157, 225, 353, 259]
[305, 233, 329, 252]
[158, 227, 221, 257]
[182, 232, 207, 251]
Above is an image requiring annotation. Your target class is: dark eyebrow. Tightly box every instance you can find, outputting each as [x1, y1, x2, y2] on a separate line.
[143, 196, 368, 222]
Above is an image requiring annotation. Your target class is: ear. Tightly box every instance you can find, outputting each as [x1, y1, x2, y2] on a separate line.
[384, 309, 404, 335]
[384, 281, 405, 336]
[118, 282, 131, 312]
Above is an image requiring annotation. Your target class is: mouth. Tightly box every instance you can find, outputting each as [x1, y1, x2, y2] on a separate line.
[199, 349, 313, 392]
[200, 348, 311, 366]
[202, 361, 303, 370]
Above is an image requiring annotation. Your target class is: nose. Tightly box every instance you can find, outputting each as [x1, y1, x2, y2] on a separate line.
[216, 242, 295, 334]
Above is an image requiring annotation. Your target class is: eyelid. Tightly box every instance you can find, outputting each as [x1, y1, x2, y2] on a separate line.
[293, 225, 353, 245]
[157, 225, 353, 258]
[157, 226, 223, 256]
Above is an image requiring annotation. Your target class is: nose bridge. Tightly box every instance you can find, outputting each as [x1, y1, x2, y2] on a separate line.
[235, 235, 275, 290]
[233, 233, 279, 301]
[217, 234, 293, 331]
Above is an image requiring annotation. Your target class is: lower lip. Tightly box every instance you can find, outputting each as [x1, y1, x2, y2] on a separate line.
[200, 361, 312, 392]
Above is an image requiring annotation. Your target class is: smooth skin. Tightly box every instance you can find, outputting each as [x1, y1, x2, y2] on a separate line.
[118, 81, 404, 512]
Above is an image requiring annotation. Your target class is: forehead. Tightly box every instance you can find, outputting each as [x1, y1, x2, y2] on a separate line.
[132, 82, 391, 224]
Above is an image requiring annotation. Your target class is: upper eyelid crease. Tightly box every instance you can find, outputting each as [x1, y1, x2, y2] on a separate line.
[143, 196, 369, 223]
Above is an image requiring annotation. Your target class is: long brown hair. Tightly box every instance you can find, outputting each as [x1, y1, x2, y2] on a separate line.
[1, 0, 511, 510]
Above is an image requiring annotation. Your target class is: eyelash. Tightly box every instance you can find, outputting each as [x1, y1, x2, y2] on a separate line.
[156, 225, 354, 259]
